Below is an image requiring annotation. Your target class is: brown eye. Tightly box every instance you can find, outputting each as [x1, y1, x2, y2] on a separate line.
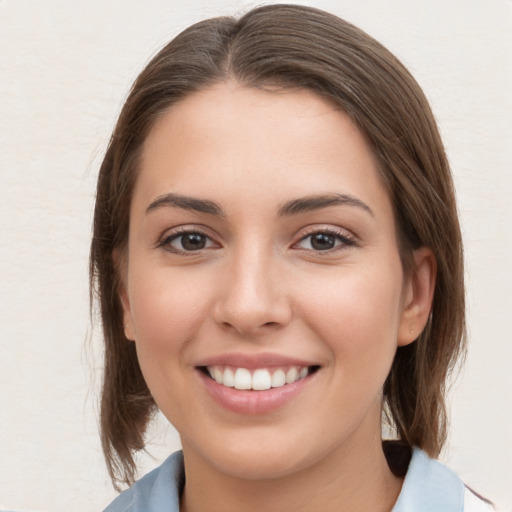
[160, 230, 216, 253]
[310, 233, 336, 250]
[296, 230, 355, 252]
[180, 233, 207, 251]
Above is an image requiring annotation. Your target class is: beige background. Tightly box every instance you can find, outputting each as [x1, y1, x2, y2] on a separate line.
[0, 0, 511, 510]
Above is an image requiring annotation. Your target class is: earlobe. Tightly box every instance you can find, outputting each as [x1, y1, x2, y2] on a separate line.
[397, 247, 437, 347]
[113, 248, 135, 342]
[120, 286, 135, 342]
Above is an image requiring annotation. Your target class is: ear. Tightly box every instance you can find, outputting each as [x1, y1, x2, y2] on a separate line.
[113, 248, 136, 342]
[397, 247, 437, 347]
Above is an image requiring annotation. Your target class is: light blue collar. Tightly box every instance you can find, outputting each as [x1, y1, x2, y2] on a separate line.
[104, 451, 183, 512]
[392, 447, 465, 511]
[105, 448, 465, 511]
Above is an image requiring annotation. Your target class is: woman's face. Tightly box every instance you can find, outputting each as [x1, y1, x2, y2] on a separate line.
[120, 83, 422, 480]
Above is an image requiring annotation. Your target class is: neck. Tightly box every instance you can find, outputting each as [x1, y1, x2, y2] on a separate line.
[180, 434, 402, 512]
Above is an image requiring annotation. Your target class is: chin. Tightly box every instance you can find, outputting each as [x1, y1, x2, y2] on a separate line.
[213, 449, 309, 481]
[187, 429, 329, 482]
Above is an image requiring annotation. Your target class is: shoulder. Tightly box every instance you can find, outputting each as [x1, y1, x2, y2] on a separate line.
[103, 451, 184, 512]
[392, 446, 494, 512]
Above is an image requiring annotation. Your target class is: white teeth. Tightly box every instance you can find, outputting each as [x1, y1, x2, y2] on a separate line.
[252, 369, 272, 390]
[285, 367, 299, 384]
[213, 367, 223, 384]
[206, 365, 313, 390]
[223, 367, 235, 387]
[271, 369, 286, 388]
[234, 368, 252, 390]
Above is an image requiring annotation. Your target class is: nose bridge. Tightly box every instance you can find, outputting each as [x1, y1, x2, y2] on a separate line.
[214, 237, 290, 334]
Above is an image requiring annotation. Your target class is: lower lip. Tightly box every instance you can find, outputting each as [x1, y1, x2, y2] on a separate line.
[197, 370, 313, 415]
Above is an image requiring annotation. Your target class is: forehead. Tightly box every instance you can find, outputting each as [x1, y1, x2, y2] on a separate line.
[134, 82, 391, 219]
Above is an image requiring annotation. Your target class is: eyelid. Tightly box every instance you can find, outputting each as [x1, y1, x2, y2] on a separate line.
[292, 225, 358, 252]
[155, 224, 357, 254]
[156, 225, 221, 253]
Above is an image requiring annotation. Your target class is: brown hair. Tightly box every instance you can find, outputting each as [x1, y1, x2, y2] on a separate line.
[90, 4, 465, 488]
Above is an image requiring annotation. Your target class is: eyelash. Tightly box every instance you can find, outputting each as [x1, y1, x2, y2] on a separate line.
[294, 227, 356, 253]
[156, 227, 218, 254]
[157, 226, 357, 255]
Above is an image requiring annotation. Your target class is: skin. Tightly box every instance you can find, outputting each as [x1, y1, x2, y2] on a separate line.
[120, 82, 436, 512]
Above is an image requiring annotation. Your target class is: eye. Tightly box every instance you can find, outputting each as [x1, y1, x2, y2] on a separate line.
[295, 230, 355, 252]
[159, 230, 217, 253]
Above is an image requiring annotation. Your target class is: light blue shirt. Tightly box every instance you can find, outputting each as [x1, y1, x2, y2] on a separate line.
[103, 448, 490, 511]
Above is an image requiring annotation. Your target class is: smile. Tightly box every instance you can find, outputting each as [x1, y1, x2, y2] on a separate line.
[196, 357, 322, 414]
[204, 365, 318, 391]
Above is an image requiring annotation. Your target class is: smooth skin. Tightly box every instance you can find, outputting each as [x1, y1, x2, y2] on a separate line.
[119, 82, 436, 512]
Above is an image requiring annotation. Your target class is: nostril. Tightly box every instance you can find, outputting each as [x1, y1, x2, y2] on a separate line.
[219, 319, 280, 333]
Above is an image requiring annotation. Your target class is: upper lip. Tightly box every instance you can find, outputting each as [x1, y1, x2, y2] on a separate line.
[195, 352, 319, 369]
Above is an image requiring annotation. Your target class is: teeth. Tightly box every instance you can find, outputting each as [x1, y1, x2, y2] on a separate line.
[271, 369, 286, 388]
[206, 365, 312, 390]
[213, 367, 223, 384]
[252, 369, 272, 390]
[223, 367, 235, 387]
[234, 368, 252, 390]
[285, 367, 299, 384]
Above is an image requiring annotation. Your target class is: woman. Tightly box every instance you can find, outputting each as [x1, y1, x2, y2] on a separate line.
[90, 4, 493, 511]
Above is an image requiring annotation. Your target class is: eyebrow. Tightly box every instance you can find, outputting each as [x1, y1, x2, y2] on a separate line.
[146, 193, 224, 216]
[145, 192, 374, 218]
[278, 193, 374, 217]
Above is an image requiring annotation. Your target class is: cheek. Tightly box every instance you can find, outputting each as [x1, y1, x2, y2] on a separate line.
[126, 267, 212, 417]
[127, 266, 211, 358]
[298, 262, 404, 362]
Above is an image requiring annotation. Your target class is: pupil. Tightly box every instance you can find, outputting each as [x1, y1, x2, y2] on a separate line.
[311, 233, 335, 250]
[182, 233, 206, 250]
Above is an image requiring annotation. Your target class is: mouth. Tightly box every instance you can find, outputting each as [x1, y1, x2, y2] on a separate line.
[199, 365, 321, 391]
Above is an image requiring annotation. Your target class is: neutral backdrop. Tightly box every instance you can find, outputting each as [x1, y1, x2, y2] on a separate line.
[1, 0, 511, 510]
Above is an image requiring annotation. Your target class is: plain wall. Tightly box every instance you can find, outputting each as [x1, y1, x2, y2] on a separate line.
[0, 0, 511, 510]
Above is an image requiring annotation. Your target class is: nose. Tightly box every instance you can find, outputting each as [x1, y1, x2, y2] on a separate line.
[213, 248, 292, 337]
